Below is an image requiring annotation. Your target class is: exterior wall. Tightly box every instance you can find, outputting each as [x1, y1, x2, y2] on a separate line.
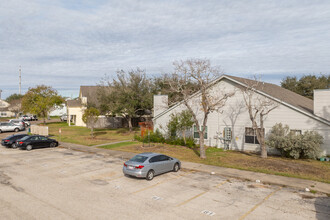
[154, 79, 330, 155]
[94, 116, 125, 129]
[67, 107, 86, 127]
[314, 89, 330, 121]
[0, 110, 15, 117]
[153, 95, 168, 117]
[0, 100, 15, 117]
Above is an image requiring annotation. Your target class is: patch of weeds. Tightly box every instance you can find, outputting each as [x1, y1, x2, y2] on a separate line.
[310, 190, 317, 194]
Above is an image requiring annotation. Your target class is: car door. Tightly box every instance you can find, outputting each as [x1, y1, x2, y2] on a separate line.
[2, 123, 11, 131]
[149, 155, 164, 175]
[159, 155, 174, 172]
[39, 136, 51, 148]
[30, 136, 41, 148]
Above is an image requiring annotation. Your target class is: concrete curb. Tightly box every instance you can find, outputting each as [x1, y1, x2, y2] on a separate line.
[58, 142, 330, 194]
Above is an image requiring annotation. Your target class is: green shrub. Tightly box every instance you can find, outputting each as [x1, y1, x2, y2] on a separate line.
[267, 123, 323, 159]
[134, 130, 196, 148]
[134, 129, 166, 144]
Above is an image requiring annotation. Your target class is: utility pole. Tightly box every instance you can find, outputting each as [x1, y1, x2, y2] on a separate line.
[19, 66, 22, 95]
[0, 89, 2, 100]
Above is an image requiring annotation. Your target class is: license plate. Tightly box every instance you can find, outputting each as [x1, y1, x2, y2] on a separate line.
[128, 166, 134, 170]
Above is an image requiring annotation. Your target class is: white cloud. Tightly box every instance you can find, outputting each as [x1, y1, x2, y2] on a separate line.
[0, 0, 329, 98]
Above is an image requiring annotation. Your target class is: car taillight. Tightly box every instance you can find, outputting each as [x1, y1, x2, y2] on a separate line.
[135, 165, 144, 169]
[5, 140, 9, 142]
[124, 163, 127, 167]
[19, 141, 23, 144]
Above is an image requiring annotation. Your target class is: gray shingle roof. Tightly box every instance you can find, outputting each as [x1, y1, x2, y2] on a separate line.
[67, 99, 82, 108]
[80, 86, 101, 107]
[225, 75, 314, 114]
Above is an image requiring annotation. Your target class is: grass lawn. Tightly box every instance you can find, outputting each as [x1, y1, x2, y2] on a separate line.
[112, 143, 330, 183]
[99, 141, 138, 149]
[47, 122, 137, 146]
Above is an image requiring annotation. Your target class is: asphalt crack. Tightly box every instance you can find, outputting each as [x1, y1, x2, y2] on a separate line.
[0, 171, 25, 192]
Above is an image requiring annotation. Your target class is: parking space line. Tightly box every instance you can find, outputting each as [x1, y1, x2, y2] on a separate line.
[176, 191, 208, 207]
[176, 179, 229, 207]
[214, 180, 228, 188]
[239, 187, 282, 220]
[131, 170, 195, 195]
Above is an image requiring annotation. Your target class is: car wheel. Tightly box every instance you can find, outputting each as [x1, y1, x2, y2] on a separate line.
[146, 170, 154, 181]
[26, 145, 32, 151]
[173, 163, 180, 172]
[0, 129, 2, 133]
[12, 143, 17, 149]
[50, 142, 56, 148]
[14, 128, 19, 132]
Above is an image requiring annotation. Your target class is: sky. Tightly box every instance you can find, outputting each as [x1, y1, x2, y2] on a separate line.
[1, 0, 330, 99]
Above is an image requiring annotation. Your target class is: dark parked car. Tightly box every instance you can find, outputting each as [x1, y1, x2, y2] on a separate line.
[16, 135, 58, 151]
[123, 152, 181, 180]
[1, 134, 29, 148]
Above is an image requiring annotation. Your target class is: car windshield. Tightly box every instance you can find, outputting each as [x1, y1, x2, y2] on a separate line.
[130, 155, 148, 163]
[19, 136, 30, 141]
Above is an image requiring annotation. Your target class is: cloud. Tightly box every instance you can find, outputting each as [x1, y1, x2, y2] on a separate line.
[0, 0, 329, 98]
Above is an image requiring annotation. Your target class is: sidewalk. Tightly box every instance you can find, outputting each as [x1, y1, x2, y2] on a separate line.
[59, 142, 330, 194]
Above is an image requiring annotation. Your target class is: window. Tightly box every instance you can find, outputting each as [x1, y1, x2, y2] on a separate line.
[1, 112, 7, 116]
[290, 130, 302, 136]
[130, 155, 148, 163]
[193, 125, 208, 139]
[149, 155, 162, 163]
[159, 155, 170, 161]
[245, 127, 264, 144]
[31, 136, 40, 141]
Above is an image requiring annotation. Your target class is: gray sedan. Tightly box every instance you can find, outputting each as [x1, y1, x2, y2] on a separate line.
[123, 152, 181, 180]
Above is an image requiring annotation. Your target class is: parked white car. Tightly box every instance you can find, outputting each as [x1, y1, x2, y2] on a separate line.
[19, 115, 32, 121]
[0, 122, 23, 133]
[9, 119, 30, 127]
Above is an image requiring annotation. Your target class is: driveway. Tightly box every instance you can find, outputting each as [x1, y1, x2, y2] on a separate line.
[0, 146, 329, 219]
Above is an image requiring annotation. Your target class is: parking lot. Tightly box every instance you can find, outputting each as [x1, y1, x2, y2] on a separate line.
[0, 143, 329, 219]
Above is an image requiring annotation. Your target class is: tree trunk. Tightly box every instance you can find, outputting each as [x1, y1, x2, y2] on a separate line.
[182, 130, 186, 145]
[127, 116, 133, 132]
[260, 142, 267, 158]
[257, 113, 267, 158]
[199, 131, 206, 159]
[91, 127, 94, 138]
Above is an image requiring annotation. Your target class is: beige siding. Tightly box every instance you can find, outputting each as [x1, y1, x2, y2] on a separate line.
[67, 107, 86, 127]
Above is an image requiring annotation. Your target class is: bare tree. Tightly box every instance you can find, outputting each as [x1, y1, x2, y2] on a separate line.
[8, 99, 22, 118]
[165, 59, 234, 159]
[241, 77, 279, 158]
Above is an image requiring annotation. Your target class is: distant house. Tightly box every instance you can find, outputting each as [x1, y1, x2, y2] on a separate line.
[67, 86, 100, 127]
[153, 75, 330, 156]
[0, 99, 16, 117]
[66, 86, 134, 128]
